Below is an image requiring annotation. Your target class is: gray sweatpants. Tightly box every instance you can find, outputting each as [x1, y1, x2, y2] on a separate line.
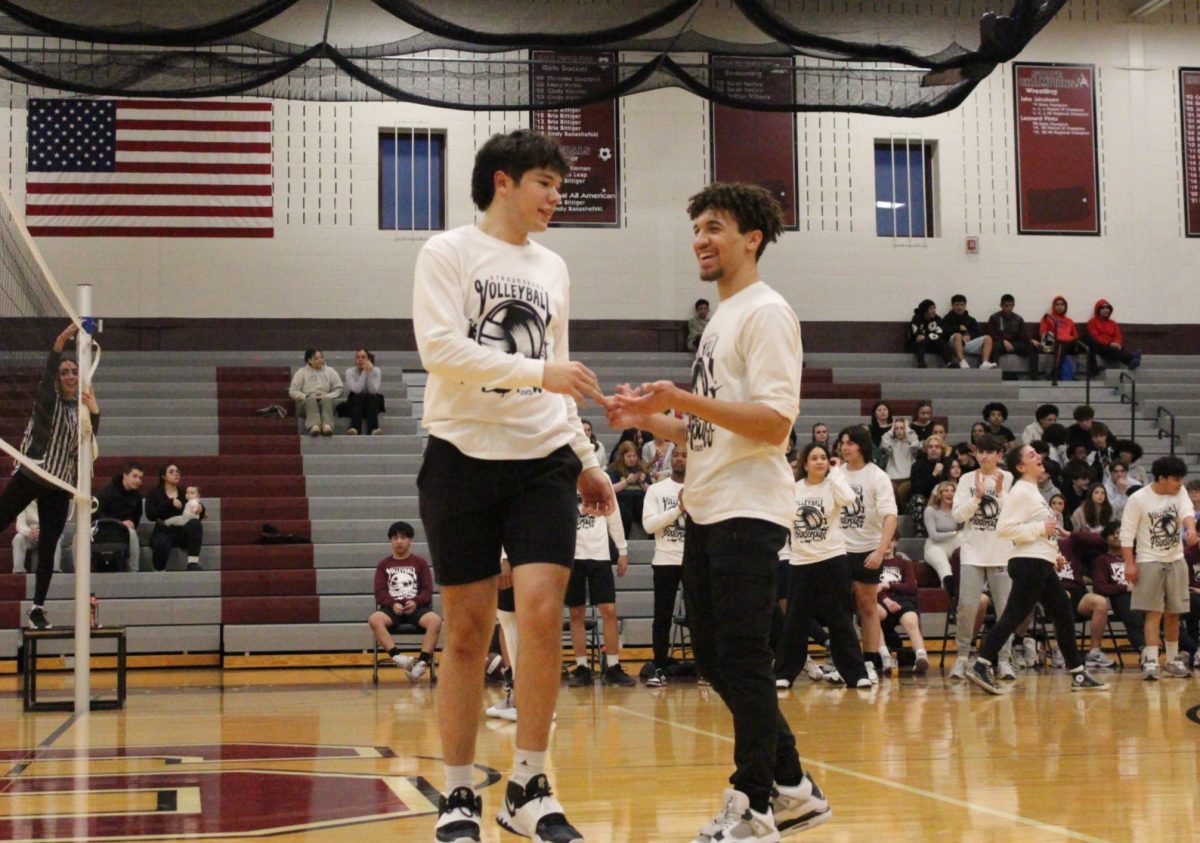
[956, 564, 1013, 662]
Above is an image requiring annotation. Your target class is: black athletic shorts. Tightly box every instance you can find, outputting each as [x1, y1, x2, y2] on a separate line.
[847, 550, 883, 585]
[418, 436, 582, 586]
[498, 586, 515, 613]
[1064, 584, 1089, 618]
[883, 596, 919, 619]
[380, 604, 435, 632]
[565, 558, 617, 607]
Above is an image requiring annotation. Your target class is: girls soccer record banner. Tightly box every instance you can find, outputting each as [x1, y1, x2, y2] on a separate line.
[1013, 63, 1100, 235]
[1182, 68, 1200, 238]
[530, 51, 620, 227]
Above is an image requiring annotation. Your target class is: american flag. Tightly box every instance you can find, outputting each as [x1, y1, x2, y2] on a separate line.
[26, 98, 273, 238]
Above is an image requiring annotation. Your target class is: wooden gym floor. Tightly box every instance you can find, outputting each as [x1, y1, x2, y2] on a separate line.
[0, 663, 1197, 842]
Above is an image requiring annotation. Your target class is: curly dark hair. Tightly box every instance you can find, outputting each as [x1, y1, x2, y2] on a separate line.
[686, 182, 785, 260]
[471, 130, 571, 212]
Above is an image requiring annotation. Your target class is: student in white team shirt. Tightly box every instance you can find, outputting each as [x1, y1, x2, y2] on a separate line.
[607, 183, 830, 843]
[833, 425, 898, 680]
[641, 446, 688, 687]
[967, 444, 1108, 694]
[414, 130, 615, 843]
[949, 434, 1016, 681]
[775, 441, 872, 689]
[1120, 456, 1199, 680]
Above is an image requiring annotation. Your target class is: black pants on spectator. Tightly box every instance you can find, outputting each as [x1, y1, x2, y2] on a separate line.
[1048, 339, 1086, 382]
[981, 557, 1083, 669]
[0, 470, 69, 605]
[151, 520, 203, 571]
[682, 518, 802, 813]
[1187, 593, 1200, 651]
[1083, 336, 1135, 373]
[775, 554, 868, 686]
[346, 391, 383, 434]
[1107, 592, 1146, 651]
[613, 489, 645, 538]
[651, 564, 683, 668]
[912, 339, 944, 367]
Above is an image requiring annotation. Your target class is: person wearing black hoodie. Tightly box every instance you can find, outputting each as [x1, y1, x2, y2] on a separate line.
[95, 462, 145, 571]
[909, 299, 946, 368]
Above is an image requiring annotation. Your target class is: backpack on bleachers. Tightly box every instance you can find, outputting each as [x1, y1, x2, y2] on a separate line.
[91, 518, 130, 572]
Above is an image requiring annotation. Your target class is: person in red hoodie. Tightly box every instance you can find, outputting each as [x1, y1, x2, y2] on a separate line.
[1084, 299, 1141, 377]
[1038, 295, 1086, 385]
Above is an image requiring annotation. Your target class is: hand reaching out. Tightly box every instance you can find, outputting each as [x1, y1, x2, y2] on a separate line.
[543, 361, 605, 405]
[578, 466, 616, 516]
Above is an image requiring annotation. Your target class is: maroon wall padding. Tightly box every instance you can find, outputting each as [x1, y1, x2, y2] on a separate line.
[222, 596, 319, 624]
[0, 574, 25, 600]
[0, 603, 18, 628]
[220, 545, 314, 571]
[803, 368, 833, 383]
[222, 570, 316, 598]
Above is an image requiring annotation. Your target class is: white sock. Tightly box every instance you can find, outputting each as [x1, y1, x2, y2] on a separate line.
[1089, 647, 1102, 656]
[576, 656, 588, 668]
[607, 654, 619, 667]
[916, 648, 927, 657]
[1166, 641, 1179, 662]
[444, 764, 474, 793]
[510, 749, 546, 787]
[1144, 646, 1159, 664]
[497, 610, 518, 679]
[187, 556, 199, 565]
[878, 646, 890, 660]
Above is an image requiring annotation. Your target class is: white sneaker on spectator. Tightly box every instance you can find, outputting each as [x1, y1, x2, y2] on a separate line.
[772, 774, 832, 835]
[805, 661, 825, 682]
[391, 653, 414, 670]
[1086, 648, 1115, 669]
[691, 789, 779, 843]
[486, 691, 517, 721]
[1163, 658, 1190, 678]
[997, 659, 1017, 681]
[914, 649, 929, 675]
[1050, 648, 1066, 669]
[1142, 659, 1160, 681]
[824, 669, 845, 686]
[407, 660, 428, 682]
[980, 361, 998, 369]
[864, 662, 879, 685]
[958, 359, 970, 369]
[1023, 637, 1039, 668]
[948, 659, 969, 680]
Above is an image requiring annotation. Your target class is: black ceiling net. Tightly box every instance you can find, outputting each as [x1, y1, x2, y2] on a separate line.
[0, 0, 1068, 116]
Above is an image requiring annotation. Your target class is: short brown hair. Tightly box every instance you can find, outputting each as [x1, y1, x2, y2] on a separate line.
[686, 182, 785, 260]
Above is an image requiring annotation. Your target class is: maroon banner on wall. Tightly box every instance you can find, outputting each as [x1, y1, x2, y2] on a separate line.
[710, 56, 798, 229]
[1013, 63, 1100, 235]
[1181, 68, 1200, 238]
[531, 51, 620, 227]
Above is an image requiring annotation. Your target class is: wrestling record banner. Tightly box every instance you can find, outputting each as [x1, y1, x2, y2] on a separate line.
[531, 51, 620, 227]
[709, 55, 798, 229]
[1013, 63, 1100, 235]
[1181, 68, 1200, 238]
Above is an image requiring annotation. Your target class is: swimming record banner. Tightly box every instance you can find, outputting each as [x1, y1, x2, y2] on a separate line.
[1181, 68, 1200, 238]
[1013, 63, 1100, 235]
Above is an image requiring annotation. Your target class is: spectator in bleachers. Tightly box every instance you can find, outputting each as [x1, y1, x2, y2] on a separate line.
[1070, 483, 1111, 533]
[1086, 421, 1116, 481]
[288, 349, 344, 436]
[1084, 299, 1141, 376]
[910, 401, 934, 442]
[987, 294, 1035, 371]
[954, 442, 979, 474]
[686, 298, 710, 351]
[1049, 493, 1066, 527]
[880, 417, 920, 507]
[909, 299, 946, 369]
[641, 432, 675, 483]
[929, 421, 948, 442]
[1188, 478, 1200, 518]
[642, 447, 687, 687]
[1039, 296, 1086, 385]
[0, 324, 98, 629]
[1091, 522, 1145, 653]
[343, 348, 384, 435]
[145, 463, 204, 571]
[1114, 440, 1147, 487]
[581, 420, 607, 469]
[12, 501, 64, 574]
[909, 435, 950, 537]
[1041, 423, 1070, 468]
[95, 461, 144, 571]
[607, 441, 649, 537]
[1046, 549, 1116, 669]
[1060, 462, 1093, 523]
[1066, 405, 1096, 454]
[368, 520, 440, 681]
[875, 542, 930, 674]
[922, 480, 961, 589]
[943, 294, 997, 369]
[982, 402, 1016, 447]
[612, 426, 655, 460]
[1032, 442, 1063, 501]
[811, 422, 831, 450]
[1021, 404, 1059, 446]
[946, 458, 964, 484]
[867, 400, 891, 448]
[969, 422, 988, 448]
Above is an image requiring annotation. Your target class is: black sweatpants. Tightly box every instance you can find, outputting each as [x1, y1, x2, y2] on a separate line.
[151, 520, 203, 571]
[981, 557, 1082, 669]
[0, 470, 70, 606]
[682, 518, 802, 813]
[775, 554, 868, 685]
[651, 564, 683, 668]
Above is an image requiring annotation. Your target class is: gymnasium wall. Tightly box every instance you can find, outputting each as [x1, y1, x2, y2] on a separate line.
[0, 0, 1198, 332]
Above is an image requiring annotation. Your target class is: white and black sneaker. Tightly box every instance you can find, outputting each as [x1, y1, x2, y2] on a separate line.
[1085, 648, 1115, 669]
[645, 669, 667, 688]
[1142, 659, 1161, 681]
[1070, 669, 1109, 691]
[495, 774, 582, 843]
[772, 773, 832, 836]
[435, 786, 482, 842]
[27, 606, 50, 630]
[691, 788, 779, 842]
[1163, 657, 1191, 678]
[968, 659, 1001, 695]
[485, 690, 518, 721]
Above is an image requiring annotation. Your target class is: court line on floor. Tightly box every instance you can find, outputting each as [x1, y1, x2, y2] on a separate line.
[611, 705, 1109, 843]
[2, 712, 79, 780]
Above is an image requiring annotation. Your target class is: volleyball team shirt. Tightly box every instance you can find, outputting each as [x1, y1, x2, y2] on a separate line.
[575, 478, 628, 561]
[413, 224, 597, 469]
[835, 462, 898, 553]
[789, 473, 856, 565]
[952, 469, 1014, 567]
[683, 281, 801, 529]
[1119, 485, 1194, 564]
[995, 480, 1056, 563]
[642, 477, 685, 566]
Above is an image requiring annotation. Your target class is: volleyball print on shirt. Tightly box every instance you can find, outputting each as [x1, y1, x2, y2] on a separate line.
[385, 566, 419, 601]
[794, 497, 828, 542]
[840, 485, 866, 530]
[971, 491, 1001, 531]
[467, 275, 551, 395]
[1147, 505, 1181, 551]
[687, 333, 720, 451]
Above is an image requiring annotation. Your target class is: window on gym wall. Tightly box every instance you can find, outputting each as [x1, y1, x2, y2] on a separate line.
[875, 138, 936, 238]
[379, 129, 445, 231]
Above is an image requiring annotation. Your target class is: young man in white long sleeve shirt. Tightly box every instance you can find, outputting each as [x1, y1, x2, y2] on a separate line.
[641, 447, 687, 686]
[1120, 456, 1199, 680]
[950, 435, 1015, 680]
[414, 130, 615, 843]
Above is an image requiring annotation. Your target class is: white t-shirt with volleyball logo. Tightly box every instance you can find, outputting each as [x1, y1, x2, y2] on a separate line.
[1119, 485, 1193, 564]
[835, 463, 898, 553]
[575, 478, 628, 561]
[413, 224, 597, 469]
[642, 477, 685, 566]
[953, 469, 1014, 567]
[790, 473, 856, 565]
[684, 282, 801, 529]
